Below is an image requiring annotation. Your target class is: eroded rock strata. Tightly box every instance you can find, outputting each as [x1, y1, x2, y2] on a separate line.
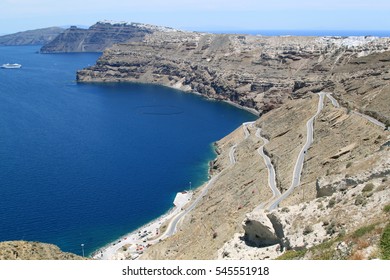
[40, 21, 168, 53]
[77, 31, 390, 123]
[77, 28, 390, 260]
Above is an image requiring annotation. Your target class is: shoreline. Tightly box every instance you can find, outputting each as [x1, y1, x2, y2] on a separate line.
[76, 81, 259, 259]
[91, 191, 193, 260]
[91, 120, 248, 260]
[77, 79, 260, 117]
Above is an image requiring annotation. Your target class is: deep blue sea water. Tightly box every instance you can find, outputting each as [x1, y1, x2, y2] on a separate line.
[0, 46, 256, 256]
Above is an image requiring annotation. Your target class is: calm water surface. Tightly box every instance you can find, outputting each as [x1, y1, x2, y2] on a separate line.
[0, 46, 256, 255]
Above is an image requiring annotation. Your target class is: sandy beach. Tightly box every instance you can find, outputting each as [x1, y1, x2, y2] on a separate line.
[91, 191, 192, 260]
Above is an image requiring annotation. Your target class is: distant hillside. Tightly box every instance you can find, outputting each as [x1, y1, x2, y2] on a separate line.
[0, 27, 64, 46]
[0, 241, 86, 260]
[40, 21, 159, 53]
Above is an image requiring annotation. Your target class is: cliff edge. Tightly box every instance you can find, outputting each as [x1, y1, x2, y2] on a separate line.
[77, 31, 390, 124]
[40, 21, 180, 53]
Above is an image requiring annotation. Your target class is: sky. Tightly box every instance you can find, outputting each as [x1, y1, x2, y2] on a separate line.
[1, 0, 390, 34]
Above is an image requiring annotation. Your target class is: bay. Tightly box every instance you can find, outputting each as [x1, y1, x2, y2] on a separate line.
[0, 46, 256, 256]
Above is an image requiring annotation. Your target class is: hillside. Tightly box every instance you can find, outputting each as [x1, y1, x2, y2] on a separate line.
[77, 28, 390, 260]
[77, 32, 390, 125]
[0, 27, 64, 46]
[0, 241, 86, 260]
[40, 21, 177, 53]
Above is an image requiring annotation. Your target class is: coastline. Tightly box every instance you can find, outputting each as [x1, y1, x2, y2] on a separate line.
[91, 138, 233, 260]
[91, 191, 193, 260]
[77, 79, 260, 117]
[75, 81, 259, 259]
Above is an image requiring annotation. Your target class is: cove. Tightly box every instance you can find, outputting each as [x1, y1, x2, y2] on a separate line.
[0, 46, 257, 256]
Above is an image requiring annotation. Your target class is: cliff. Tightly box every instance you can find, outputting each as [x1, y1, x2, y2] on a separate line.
[77, 27, 389, 260]
[40, 21, 178, 53]
[77, 31, 390, 123]
[0, 27, 64, 46]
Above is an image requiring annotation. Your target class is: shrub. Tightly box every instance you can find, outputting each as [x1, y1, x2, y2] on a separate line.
[281, 207, 290, 213]
[380, 223, 390, 260]
[303, 225, 313, 235]
[346, 162, 352, 168]
[326, 222, 337, 235]
[362, 183, 374, 192]
[276, 249, 306, 260]
[384, 204, 390, 213]
[352, 224, 376, 239]
[327, 198, 336, 208]
[354, 195, 366, 206]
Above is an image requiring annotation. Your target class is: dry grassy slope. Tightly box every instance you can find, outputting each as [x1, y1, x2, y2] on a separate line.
[141, 125, 273, 259]
[0, 241, 85, 260]
[292, 97, 389, 206]
[142, 92, 389, 260]
[217, 94, 389, 260]
[258, 94, 389, 207]
[256, 96, 319, 195]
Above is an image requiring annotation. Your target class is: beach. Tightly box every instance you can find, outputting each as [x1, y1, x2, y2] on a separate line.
[91, 191, 193, 260]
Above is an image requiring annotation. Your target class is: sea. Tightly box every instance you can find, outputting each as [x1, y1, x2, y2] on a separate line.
[0, 46, 256, 256]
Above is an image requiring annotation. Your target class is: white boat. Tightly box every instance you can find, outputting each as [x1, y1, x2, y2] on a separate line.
[1, 63, 22, 69]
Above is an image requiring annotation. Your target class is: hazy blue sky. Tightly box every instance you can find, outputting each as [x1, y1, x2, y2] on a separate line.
[1, 0, 389, 34]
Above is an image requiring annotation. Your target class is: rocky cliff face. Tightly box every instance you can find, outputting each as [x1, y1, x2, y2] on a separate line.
[77, 31, 390, 121]
[0, 27, 64, 46]
[40, 21, 160, 53]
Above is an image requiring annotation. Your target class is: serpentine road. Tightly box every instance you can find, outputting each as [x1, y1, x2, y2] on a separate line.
[156, 92, 353, 239]
[325, 92, 386, 129]
[268, 92, 326, 210]
[254, 128, 281, 210]
[158, 127, 245, 239]
[352, 111, 387, 130]
[159, 91, 386, 243]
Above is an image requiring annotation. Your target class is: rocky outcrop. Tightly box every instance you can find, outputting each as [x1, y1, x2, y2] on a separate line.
[77, 30, 390, 117]
[242, 211, 281, 247]
[0, 27, 64, 46]
[0, 241, 86, 260]
[220, 171, 390, 259]
[40, 21, 170, 53]
[316, 152, 390, 197]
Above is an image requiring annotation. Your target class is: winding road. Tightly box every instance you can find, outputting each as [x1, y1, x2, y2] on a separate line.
[151, 92, 344, 242]
[99, 91, 380, 259]
[153, 91, 387, 253]
[158, 131, 243, 239]
[254, 128, 280, 210]
[268, 92, 326, 210]
[352, 111, 387, 130]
